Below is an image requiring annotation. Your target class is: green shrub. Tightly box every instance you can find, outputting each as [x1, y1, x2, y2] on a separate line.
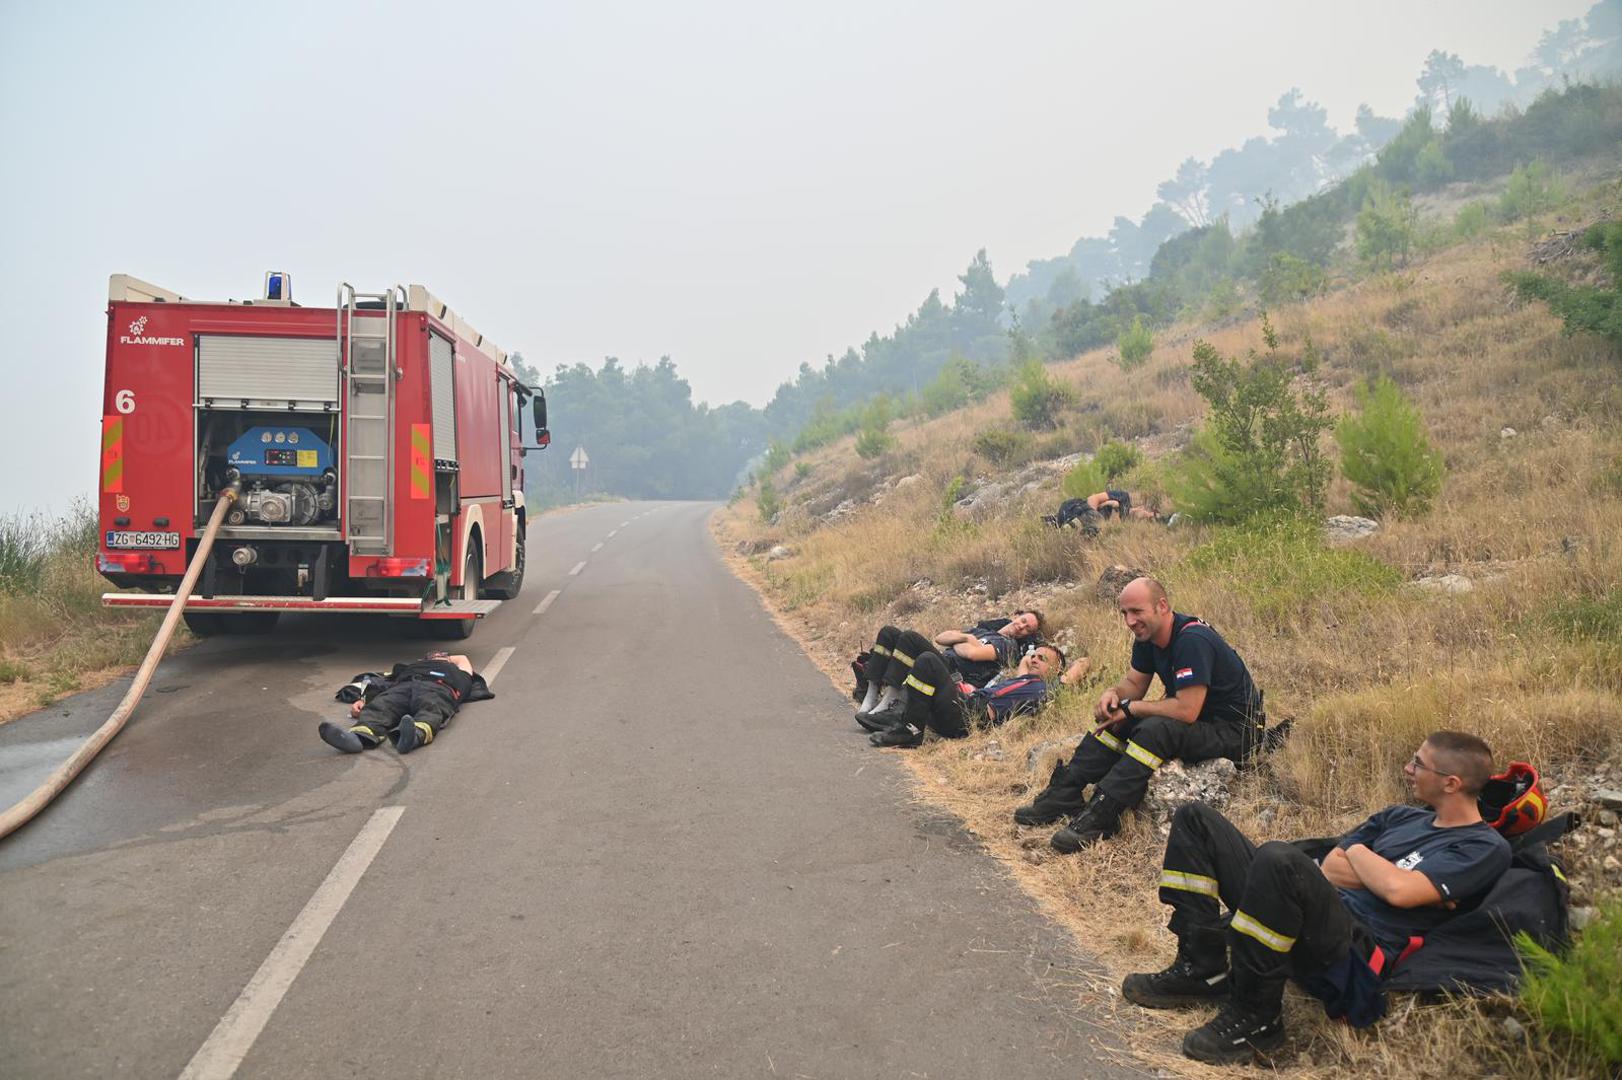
[1009, 360, 1077, 430]
[1170, 319, 1333, 523]
[1356, 180, 1419, 270]
[1335, 376, 1445, 518]
[1116, 316, 1154, 370]
[762, 440, 791, 476]
[972, 428, 1036, 466]
[1178, 515, 1403, 623]
[1506, 220, 1622, 352]
[1259, 253, 1327, 307]
[1060, 459, 1106, 500]
[756, 478, 780, 523]
[1415, 140, 1454, 187]
[1452, 201, 1491, 241]
[853, 396, 896, 459]
[793, 461, 811, 480]
[0, 514, 51, 595]
[1548, 586, 1622, 643]
[940, 475, 966, 520]
[1092, 440, 1143, 482]
[1517, 896, 1622, 1068]
[1497, 159, 1562, 222]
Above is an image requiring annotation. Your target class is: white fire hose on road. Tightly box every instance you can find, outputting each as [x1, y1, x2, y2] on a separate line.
[0, 486, 240, 841]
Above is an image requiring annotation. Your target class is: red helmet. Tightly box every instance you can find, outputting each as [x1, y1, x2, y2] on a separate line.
[1478, 761, 1546, 837]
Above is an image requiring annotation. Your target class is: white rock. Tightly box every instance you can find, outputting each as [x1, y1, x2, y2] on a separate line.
[1026, 735, 1084, 771]
[1414, 573, 1474, 594]
[1143, 758, 1240, 824]
[1324, 515, 1380, 543]
[1604, 855, 1621, 873]
[766, 545, 794, 561]
[1500, 426, 1518, 439]
[1571, 906, 1598, 931]
[894, 474, 922, 489]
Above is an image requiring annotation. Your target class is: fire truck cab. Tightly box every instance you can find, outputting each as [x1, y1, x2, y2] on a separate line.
[97, 272, 547, 639]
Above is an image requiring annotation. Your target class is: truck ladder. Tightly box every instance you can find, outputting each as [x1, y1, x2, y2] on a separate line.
[338, 284, 404, 556]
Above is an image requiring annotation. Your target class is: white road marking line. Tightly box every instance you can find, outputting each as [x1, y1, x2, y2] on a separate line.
[620, 521, 630, 528]
[482, 646, 515, 686]
[608, 530, 618, 538]
[569, 561, 586, 576]
[591, 542, 603, 552]
[532, 589, 560, 615]
[178, 806, 406, 1080]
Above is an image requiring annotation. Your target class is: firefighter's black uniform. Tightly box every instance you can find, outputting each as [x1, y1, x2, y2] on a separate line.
[1137, 800, 1512, 1062]
[341, 658, 492, 751]
[1023, 614, 1262, 825]
[865, 621, 1019, 693]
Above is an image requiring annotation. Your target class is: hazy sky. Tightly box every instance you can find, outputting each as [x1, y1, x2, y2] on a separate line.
[0, 0, 1587, 512]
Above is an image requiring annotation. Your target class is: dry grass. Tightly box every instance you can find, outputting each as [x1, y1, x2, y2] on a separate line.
[716, 183, 1622, 1077]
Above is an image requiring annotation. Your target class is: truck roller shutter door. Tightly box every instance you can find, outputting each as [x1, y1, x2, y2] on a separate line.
[429, 333, 457, 463]
[197, 336, 339, 409]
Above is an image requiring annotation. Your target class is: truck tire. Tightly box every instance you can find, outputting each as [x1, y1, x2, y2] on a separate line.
[183, 612, 225, 636]
[221, 611, 280, 634]
[437, 547, 481, 641]
[482, 524, 525, 600]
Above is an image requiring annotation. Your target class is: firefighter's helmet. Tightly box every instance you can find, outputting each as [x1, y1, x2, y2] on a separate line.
[1478, 761, 1546, 837]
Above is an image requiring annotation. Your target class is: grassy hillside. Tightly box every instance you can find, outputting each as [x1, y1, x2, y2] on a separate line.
[716, 167, 1622, 1076]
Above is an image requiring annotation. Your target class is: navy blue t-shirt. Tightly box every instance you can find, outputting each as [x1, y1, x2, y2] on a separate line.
[1129, 613, 1260, 724]
[969, 673, 1051, 725]
[1335, 806, 1512, 949]
[947, 619, 1019, 688]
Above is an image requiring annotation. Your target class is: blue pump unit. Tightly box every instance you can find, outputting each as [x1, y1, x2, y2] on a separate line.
[225, 426, 334, 478]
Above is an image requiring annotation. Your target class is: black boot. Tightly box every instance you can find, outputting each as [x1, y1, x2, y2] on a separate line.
[1049, 791, 1126, 853]
[394, 714, 423, 754]
[1122, 929, 1229, 1008]
[1180, 998, 1285, 1064]
[318, 721, 366, 754]
[869, 722, 925, 748]
[1013, 762, 1088, 826]
[857, 690, 908, 732]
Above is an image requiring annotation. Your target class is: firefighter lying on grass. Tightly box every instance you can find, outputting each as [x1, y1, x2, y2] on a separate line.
[1125, 730, 1574, 1066]
[319, 651, 494, 755]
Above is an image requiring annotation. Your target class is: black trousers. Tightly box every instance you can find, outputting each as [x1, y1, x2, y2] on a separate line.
[1161, 803, 1365, 1012]
[866, 626, 941, 692]
[1037, 714, 1254, 812]
[349, 680, 459, 749]
[897, 649, 976, 738]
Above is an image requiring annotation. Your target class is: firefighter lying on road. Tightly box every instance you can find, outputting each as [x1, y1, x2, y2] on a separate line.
[318, 651, 494, 755]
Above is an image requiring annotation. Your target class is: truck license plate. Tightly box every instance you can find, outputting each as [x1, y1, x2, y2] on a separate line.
[106, 530, 181, 550]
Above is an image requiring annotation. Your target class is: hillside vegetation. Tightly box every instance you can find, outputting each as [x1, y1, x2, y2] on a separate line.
[716, 165, 1622, 1077]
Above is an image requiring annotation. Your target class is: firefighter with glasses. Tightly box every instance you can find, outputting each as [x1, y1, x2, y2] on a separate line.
[1126, 731, 1511, 1065]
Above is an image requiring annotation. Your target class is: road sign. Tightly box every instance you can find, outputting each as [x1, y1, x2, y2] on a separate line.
[569, 446, 589, 470]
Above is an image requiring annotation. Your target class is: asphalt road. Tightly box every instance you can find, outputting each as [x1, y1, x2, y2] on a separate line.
[0, 502, 1136, 1079]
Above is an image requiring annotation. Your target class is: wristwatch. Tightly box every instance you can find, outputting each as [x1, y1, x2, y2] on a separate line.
[1118, 698, 1134, 720]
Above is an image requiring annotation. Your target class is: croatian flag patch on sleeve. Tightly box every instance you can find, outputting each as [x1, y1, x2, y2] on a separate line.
[1174, 667, 1195, 682]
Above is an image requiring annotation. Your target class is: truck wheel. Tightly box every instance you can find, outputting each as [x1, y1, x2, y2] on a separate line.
[221, 611, 280, 634]
[482, 525, 525, 600]
[438, 547, 482, 640]
[183, 613, 225, 636]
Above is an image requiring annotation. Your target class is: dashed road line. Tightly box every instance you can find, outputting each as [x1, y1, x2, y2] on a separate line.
[591, 542, 603, 552]
[532, 589, 560, 616]
[569, 561, 586, 576]
[608, 530, 618, 538]
[620, 521, 630, 528]
[482, 646, 515, 686]
[178, 806, 406, 1080]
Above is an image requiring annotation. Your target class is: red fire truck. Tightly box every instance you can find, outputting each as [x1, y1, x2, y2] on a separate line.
[97, 272, 548, 639]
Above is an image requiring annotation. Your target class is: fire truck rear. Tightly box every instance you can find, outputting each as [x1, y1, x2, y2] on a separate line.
[97, 272, 548, 639]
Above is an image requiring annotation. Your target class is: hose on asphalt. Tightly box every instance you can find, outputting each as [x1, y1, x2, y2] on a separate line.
[0, 486, 240, 841]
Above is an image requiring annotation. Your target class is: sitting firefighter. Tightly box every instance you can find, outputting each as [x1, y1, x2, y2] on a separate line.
[1016, 576, 1265, 852]
[867, 642, 1079, 748]
[1125, 731, 1512, 1065]
[318, 651, 493, 755]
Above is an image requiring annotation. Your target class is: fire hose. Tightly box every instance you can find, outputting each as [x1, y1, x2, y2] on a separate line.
[0, 485, 240, 841]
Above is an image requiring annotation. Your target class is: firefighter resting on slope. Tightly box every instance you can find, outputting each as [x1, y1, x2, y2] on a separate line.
[864, 641, 1081, 748]
[1016, 575, 1266, 852]
[1127, 731, 1512, 1065]
[318, 651, 494, 755]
